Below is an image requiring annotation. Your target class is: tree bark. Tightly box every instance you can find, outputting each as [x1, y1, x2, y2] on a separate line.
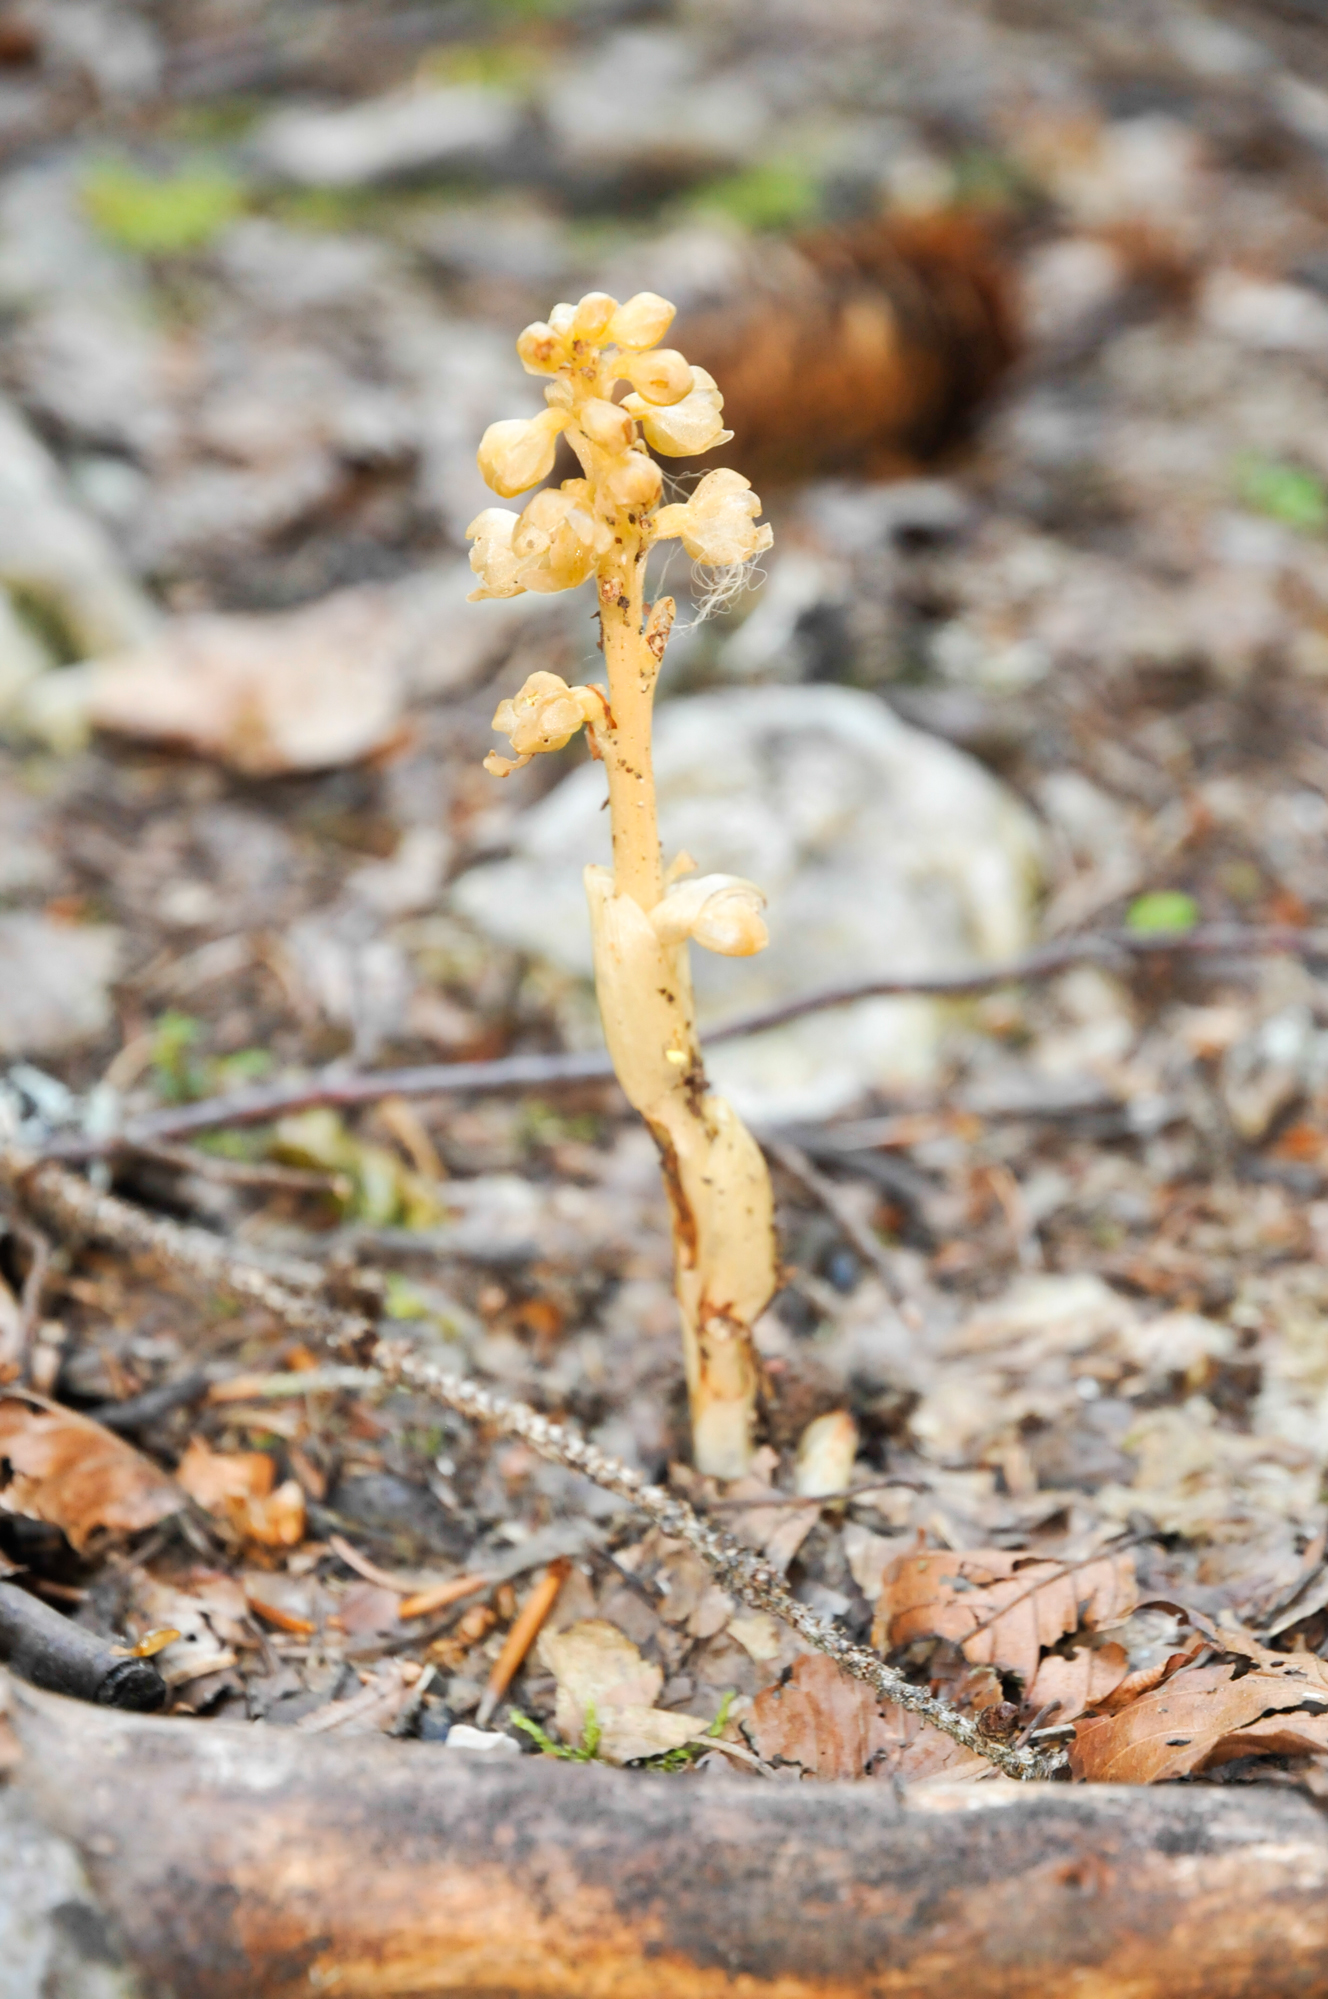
[9, 1675, 1328, 1999]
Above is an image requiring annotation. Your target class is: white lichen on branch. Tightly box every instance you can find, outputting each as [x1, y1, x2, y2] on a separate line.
[466, 289, 776, 1477]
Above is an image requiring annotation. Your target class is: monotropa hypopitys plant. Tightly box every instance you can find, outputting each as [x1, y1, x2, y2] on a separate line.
[468, 288, 775, 1477]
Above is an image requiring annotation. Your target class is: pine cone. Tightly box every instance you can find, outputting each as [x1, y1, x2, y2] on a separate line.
[676, 211, 1019, 485]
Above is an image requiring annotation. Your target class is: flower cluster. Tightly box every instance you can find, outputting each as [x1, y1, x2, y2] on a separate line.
[466, 289, 771, 609]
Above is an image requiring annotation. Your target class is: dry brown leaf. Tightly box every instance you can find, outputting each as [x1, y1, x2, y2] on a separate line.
[1026, 1641, 1129, 1723]
[875, 1547, 1138, 1689]
[177, 1436, 305, 1548]
[747, 1654, 896, 1781]
[1093, 1631, 1207, 1714]
[537, 1617, 707, 1766]
[0, 1389, 182, 1550]
[869, 1703, 996, 1785]
[1071, 1651, 1328, 1783]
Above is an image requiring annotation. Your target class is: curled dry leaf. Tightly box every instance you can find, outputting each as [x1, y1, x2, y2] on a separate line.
[1071, 1649, 1328, 1784]
[0, 1390, 182, 1551]
[176, 1436, 305, 1548]
[874, 1546, 1138, 1690]
[537, 1617, 708, 1765]
[1025, 1641, 1129, 1724]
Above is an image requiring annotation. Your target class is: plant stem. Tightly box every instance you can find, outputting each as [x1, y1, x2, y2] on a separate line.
[587, 542, 775, 1479]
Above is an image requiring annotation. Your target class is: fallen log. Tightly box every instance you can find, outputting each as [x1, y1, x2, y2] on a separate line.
[8, 1676, 1328, 1998]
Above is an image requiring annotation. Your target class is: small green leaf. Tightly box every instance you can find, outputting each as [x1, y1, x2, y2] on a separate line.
[691, 160, 821, 233]
[1126, 890, 1200, 935]
[83, 160, 245, 255]
[1236, 456, 1328, 533]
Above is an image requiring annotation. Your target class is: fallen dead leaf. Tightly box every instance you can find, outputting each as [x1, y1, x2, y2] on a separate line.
[538, 1617, 708, 1765]
[875, 1546, 1138, 1689]
[177, 1436, 305, 1548]
[1025, 1641, 1129, 1723]
[86, 590, 409, 777]
[1071, 1649, 1328, 1782]
[747, 1654, 897, 1781]
[0, 1390, 182, 1550]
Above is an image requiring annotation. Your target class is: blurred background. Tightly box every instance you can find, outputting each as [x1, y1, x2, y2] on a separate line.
[6, 0, 1328, 1251]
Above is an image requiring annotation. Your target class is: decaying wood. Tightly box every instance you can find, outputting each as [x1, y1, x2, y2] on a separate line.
[0, 1586, 166, 1711]
[8, 1678, 1328, 1999]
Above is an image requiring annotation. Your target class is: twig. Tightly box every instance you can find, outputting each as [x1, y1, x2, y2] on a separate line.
[1, 1152, 1060, 1778]
[89, 1367, 213, 1435]
[124, 1141, 350, 1198]
[475, 1556, 570, 1728]
[33, 921, 1328, 1164]
[765, 1136, 906, 1299]
[0, 1583, 167, 1711]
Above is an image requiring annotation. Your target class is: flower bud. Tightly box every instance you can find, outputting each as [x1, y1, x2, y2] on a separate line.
[477, 407, 568, 498]
[623, 366, 732, 457]
[620, 347, 692, 406]
[576, 397, 636, 453]
[465, 507, 525, 601]
[571, 291, 618, 342]
[604, 448, 662, 511]
[486, 669, 601, 775]
[650, 874, 768, 956]
[794, 1411, 858, 1499]
[609, 291, 676, 350]
[652, 467, 772, 567]
[548, 302, 576, 336]
[511, 484, 609, 593]
[517, 320, 562, 375]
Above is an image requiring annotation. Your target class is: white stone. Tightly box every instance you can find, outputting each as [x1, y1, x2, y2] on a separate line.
[254, 86, 522, 188]
[452, 685, 1043, 1120]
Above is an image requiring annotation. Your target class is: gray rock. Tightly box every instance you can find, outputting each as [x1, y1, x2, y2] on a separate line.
[452, 684, 1043, 1120]
[0, 396, 159, 676]
[0, 1780, 142, 1999]
[544, 32, 769, 181]
[415, 203, 571, 287]
[253, 86, 523, 188]
[0, 915, 121, 1060]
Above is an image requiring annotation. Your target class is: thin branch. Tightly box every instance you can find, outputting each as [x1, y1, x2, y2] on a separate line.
[34, 921, 1328, 1164]
[1, 1149, 1060, 1779]
[765, 1136, 906, 1300]
[0, 1582, 167, 1711]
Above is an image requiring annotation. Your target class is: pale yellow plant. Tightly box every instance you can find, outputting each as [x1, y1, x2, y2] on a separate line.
[468, 288, 775, 1477]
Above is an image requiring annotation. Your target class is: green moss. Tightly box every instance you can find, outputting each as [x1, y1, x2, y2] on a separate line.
[690, 160, 822, 233]
[82, 159, 246, 255]
[1236, 455, 1328, 533]
[1125, 890, 1199, 935]
[510, 1705, 603, 1760]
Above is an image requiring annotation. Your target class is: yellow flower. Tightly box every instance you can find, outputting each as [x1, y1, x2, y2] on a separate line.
[477, 407, 568, 498]
[510, 483, 612, 593]
[465, 507, 524, 601]
[652, 468, 772, 567]
[608, 291, 676, 350]
[484, 670, 603, 776]
[622, 366, 731, 457]
[650, 873, 768, 956]
[618, 347, 692, 406]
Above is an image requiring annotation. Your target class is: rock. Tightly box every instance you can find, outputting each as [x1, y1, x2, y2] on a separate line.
[0, 1779, 143, 1998]
[0, 395, 159, 666]
[78, 566, 540, 777]
[252, 86, 524, 188]
[0, 915, 121, 1059]
[452, 685, 1043, 1120]
[415, 202, 571, 286]
[544, 32, 769, 183]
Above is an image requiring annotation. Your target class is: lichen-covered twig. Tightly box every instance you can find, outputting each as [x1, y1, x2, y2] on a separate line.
[0, 1150, 1061, 1779]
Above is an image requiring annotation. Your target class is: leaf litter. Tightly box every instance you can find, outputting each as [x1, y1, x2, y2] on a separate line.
[8, 0, 1328, 1811]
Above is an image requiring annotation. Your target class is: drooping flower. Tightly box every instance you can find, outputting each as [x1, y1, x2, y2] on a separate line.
[650, 873, 768, 956]
[477, 407, 568, 498]
[608, 291, 676, 350]
[622, 366, 731, 457]
[652, 468, 773, 568]
[510, 483, 611, 593]
[484, 670, 604, 776]
[465, 507, 525, 601]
